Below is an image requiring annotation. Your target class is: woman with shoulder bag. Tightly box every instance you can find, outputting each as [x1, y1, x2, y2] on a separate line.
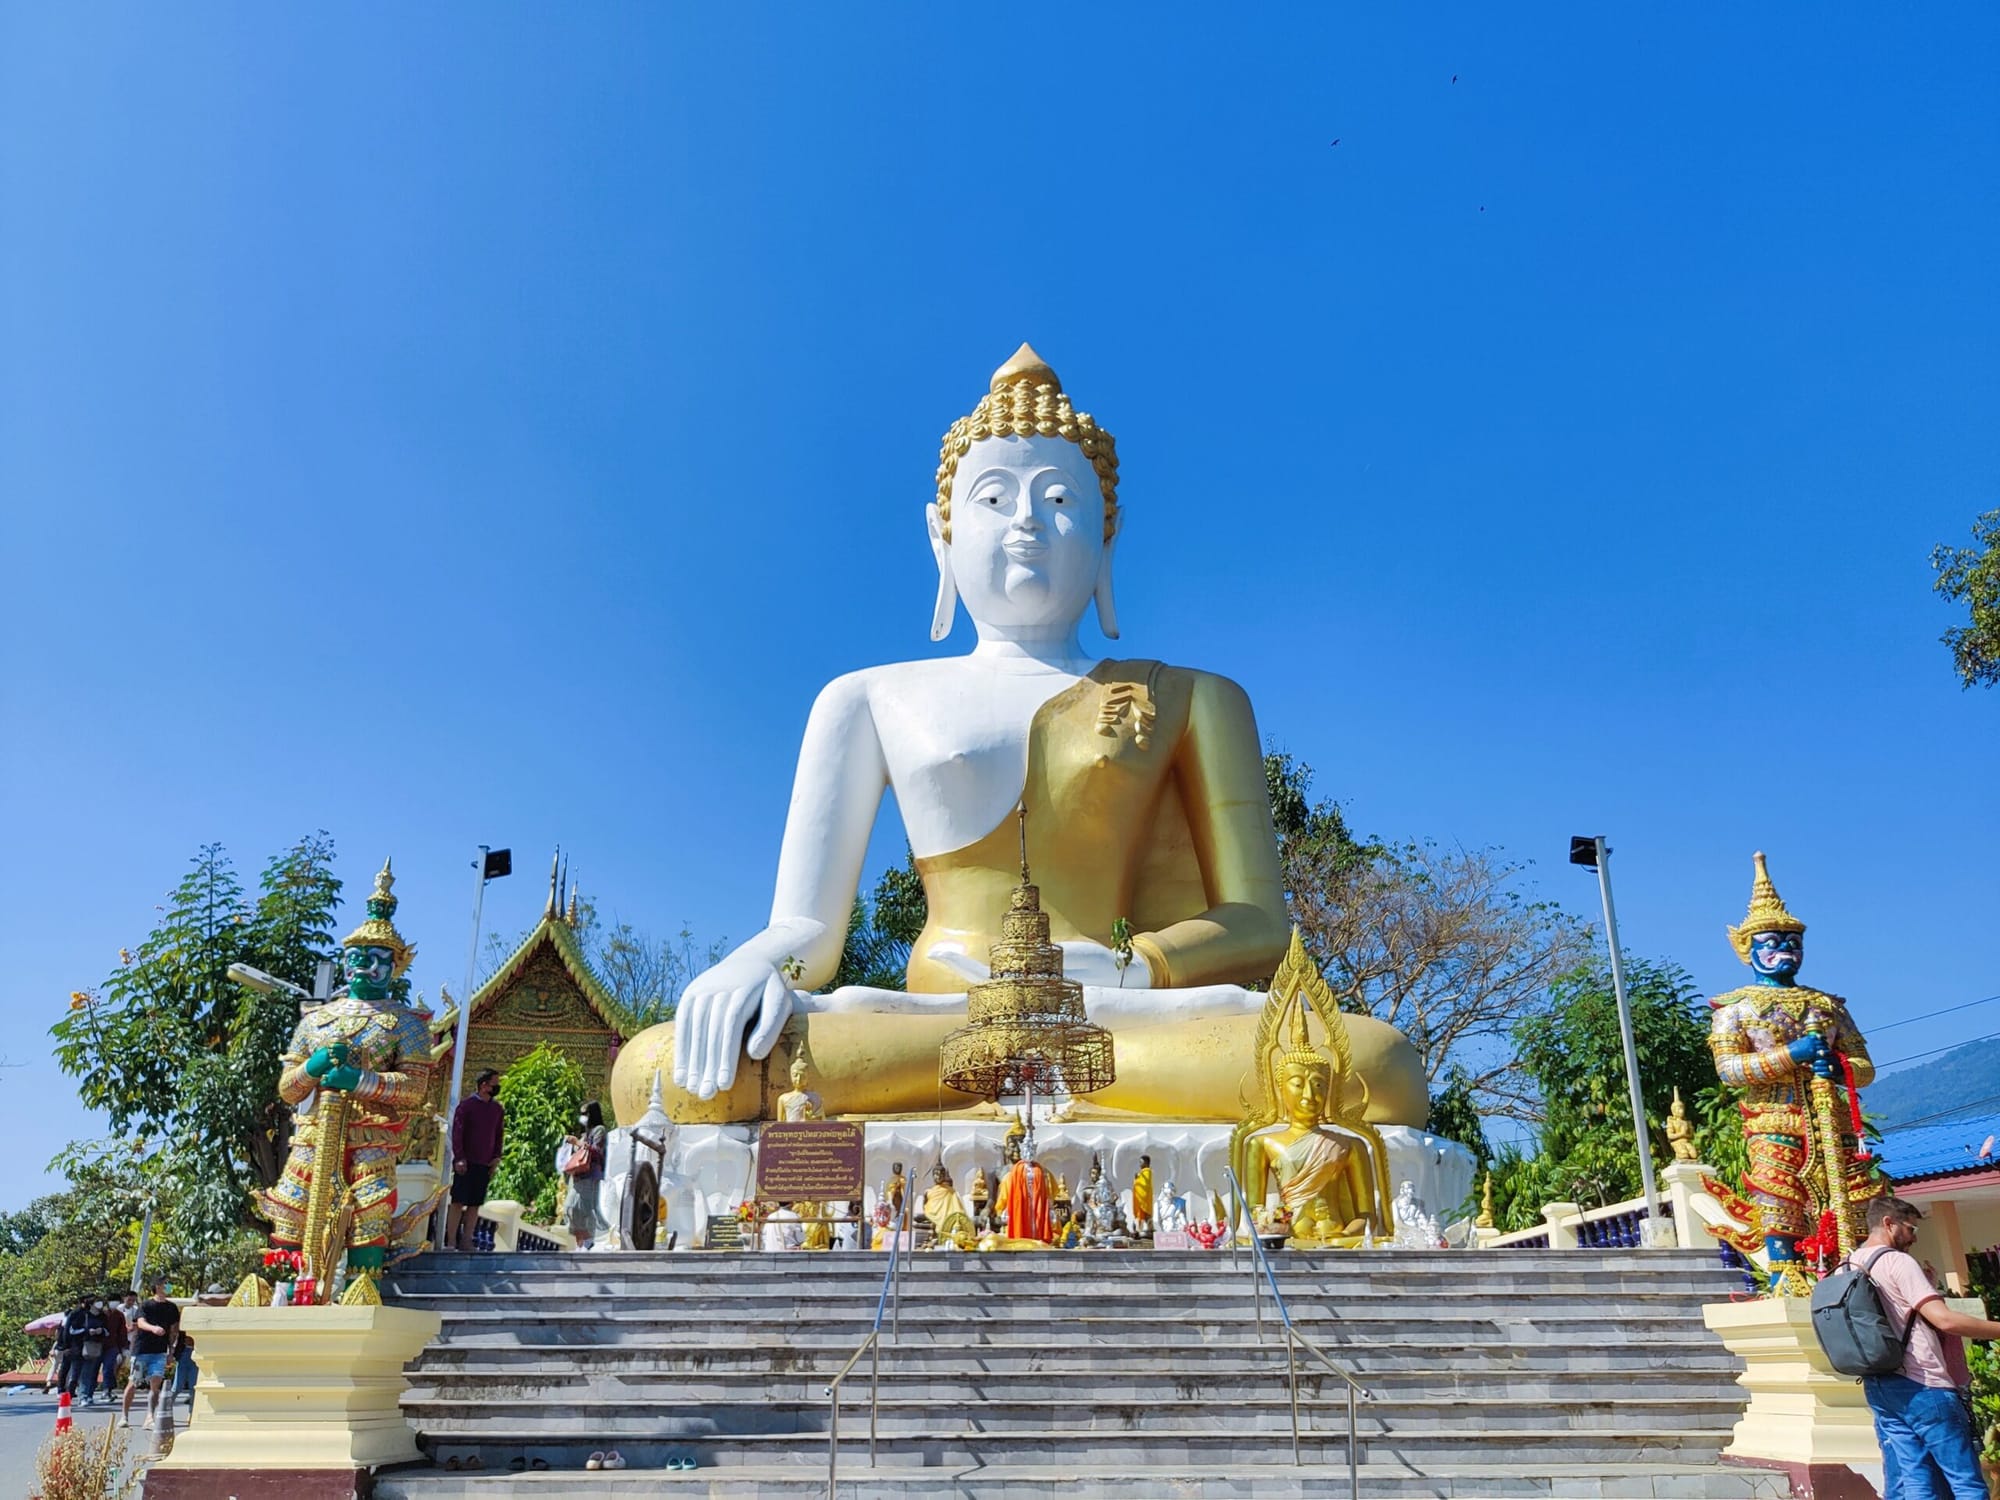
[562, 1100, 609, 1250]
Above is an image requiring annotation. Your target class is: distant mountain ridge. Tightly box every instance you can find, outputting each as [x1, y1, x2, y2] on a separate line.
[1864, 1036, 2000, 1130]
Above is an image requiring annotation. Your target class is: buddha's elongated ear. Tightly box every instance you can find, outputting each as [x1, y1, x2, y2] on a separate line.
[927, 502, 957, 642]
[1093, 515, 1121, 640]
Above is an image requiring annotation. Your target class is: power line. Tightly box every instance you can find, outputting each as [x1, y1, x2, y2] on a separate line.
[1876, 1091, 2000, 1133]
[1866, 992, 2000, 1036]
[1871, 1028, 2000, 1074]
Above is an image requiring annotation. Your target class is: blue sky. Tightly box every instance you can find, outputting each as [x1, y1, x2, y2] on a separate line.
[2, 6, 1995, 1208]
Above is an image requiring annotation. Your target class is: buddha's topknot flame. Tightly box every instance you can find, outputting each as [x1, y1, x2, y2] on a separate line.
[935, 343, 1119, 544]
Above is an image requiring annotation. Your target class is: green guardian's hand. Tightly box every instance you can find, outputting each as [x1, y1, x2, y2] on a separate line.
[304, 1042, 351, 1079]
[322, 1064, 364, 1093]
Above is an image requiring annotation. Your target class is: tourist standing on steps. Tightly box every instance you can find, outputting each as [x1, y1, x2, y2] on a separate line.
[122, 1281, 180, 1430]
[562, 1100, 608, 1250]
[448, 1068, 505, 1252]
[1851, 1196, 2000, 1498]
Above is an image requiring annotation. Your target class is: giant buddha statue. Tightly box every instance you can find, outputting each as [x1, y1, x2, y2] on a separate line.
[612, 346, 1426, 1128]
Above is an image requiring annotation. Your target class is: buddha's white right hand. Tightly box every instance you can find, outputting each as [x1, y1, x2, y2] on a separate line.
[673, 953, 794, 1100]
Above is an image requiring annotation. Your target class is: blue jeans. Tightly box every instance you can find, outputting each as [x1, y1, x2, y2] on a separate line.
[1862, 1373, 1986, 1500]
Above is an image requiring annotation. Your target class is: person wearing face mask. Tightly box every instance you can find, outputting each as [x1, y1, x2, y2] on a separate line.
[561, 1100, 608, 1250]
[448, 1069, 506, 1252]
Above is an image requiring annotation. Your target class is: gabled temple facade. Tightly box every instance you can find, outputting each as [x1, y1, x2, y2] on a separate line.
[428, 871, 644, 1125]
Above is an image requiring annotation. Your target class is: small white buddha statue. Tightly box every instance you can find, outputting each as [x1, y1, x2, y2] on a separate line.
[625, 346, 1429, 1128]
[1155, 1179, 1191, 1235]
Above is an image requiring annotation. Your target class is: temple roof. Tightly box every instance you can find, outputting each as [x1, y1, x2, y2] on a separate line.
[1874, 1109, 2000, 1186]
[431, 907, 645, 1052]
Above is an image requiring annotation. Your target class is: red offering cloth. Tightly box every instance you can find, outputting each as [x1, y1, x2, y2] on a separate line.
[996, 1162, 1052, 1243]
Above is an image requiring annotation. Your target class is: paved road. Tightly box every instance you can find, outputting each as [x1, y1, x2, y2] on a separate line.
[0, 1387, 190, 1493]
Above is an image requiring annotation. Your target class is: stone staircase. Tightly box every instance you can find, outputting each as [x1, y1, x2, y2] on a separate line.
[374, 1248, 1786, 1498]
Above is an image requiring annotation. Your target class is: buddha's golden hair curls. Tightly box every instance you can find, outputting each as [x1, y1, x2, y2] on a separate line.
[934, 344, 1119, 544]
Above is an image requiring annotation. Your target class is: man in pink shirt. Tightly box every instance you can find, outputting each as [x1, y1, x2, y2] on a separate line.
[1852, 1195, 2000, 1498]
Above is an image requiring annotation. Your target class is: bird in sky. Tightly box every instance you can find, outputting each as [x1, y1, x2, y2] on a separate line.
[1330, 139, 1341, 146]
[1452, 74, 1459, 84]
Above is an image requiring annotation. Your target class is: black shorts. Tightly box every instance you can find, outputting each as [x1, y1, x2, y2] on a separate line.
[451, 1164, 493, 1207]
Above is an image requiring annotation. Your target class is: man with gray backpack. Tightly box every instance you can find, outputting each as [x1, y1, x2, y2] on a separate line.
[1813, 1195, 2000, 1497]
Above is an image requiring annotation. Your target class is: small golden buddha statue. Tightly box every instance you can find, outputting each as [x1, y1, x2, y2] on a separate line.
[920, 1163, 977, 1248]
[1666, 1086, 1699, 1163]
[1231, 930, 1390, 1248]
[776, 1052, 824, 1122]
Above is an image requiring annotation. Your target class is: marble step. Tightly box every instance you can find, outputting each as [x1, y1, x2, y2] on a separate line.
[407, 1338, 1743, 1379]
[407, 1426, 1731, 1471]
[402, 1392, 1745, 1437]
[404, 1365, 1743, 1404]
[416, 1311, 1722, 1349]
[375, 1460, 1791, 1499]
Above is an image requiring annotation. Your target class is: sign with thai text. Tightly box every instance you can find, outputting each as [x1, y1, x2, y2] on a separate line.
[756, 1121, 866, 1202]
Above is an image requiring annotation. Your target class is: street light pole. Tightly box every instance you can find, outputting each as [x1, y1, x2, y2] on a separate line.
[130, 1195, 155, 1295]
[1570, 835, 1663, 1244]
[434, 846, 510, 1250]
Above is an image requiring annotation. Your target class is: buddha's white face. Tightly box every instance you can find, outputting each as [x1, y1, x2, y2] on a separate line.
[940, 434, 1106, 636]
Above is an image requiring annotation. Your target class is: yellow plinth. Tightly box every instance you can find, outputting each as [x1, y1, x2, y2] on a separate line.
[1702, 1297, 1881, 1467]
[150, 1304, 441, 1471]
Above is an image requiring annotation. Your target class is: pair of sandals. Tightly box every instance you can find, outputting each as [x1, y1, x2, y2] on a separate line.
[584, 1450, 628, 1470]
[440, 1455, 483, 1471]
[505, 1456, 550, 1472]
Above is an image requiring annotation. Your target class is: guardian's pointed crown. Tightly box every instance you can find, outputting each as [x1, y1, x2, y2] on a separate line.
[342, 857, 416, 976]
[1726, 850, 1805, 965]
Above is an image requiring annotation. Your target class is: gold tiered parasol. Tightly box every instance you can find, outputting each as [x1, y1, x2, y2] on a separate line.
[939, 810, 1116, 1101]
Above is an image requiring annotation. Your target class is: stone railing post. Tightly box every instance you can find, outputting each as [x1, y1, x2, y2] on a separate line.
[1541, 1201, 1581, 1249]
[1660, 1159, 1710, 1250]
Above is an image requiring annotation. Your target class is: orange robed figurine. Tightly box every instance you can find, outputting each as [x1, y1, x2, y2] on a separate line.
[996, 1129, 1054, 1244]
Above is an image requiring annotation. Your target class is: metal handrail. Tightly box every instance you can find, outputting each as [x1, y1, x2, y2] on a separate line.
[822, 1204, 908, 1499]
[1224, 1167, 1373, 1490]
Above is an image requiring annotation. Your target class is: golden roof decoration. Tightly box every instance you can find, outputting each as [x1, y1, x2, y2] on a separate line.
[1726, 850, 1806, 964]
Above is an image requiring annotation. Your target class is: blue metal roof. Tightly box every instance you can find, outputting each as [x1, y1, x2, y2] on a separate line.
[1873, 1111, 2000, 1184]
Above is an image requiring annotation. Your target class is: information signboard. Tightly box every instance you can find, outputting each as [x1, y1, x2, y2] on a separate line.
[756, 1121, 866, 1203]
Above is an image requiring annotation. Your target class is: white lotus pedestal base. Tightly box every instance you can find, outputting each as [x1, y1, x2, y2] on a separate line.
[145, 1304, 441, 1500]
[1702, 1297, 1885, 1498]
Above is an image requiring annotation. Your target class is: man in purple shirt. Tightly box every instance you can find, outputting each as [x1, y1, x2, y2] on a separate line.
[447, 1069, 505, 1252]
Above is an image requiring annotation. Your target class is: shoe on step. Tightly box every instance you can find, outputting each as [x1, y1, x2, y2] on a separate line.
[603, 1450, 626, 1470]
[586, 1451, 604, 1470]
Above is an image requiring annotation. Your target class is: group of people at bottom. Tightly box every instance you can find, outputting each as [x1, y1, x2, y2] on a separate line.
[47, 1279, 190, 1429]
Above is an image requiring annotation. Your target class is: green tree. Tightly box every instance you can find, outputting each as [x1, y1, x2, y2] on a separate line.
[1931, 507, 2000, 689]
[1426, 1067, 1493, 1172]
[50, 836, 346, 1250]
[1265, 752, 1588, 1117]
[830, 849, 928, 991]
[489, 1042, 586, 1224]
[1492, 957, 1739, 1229]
